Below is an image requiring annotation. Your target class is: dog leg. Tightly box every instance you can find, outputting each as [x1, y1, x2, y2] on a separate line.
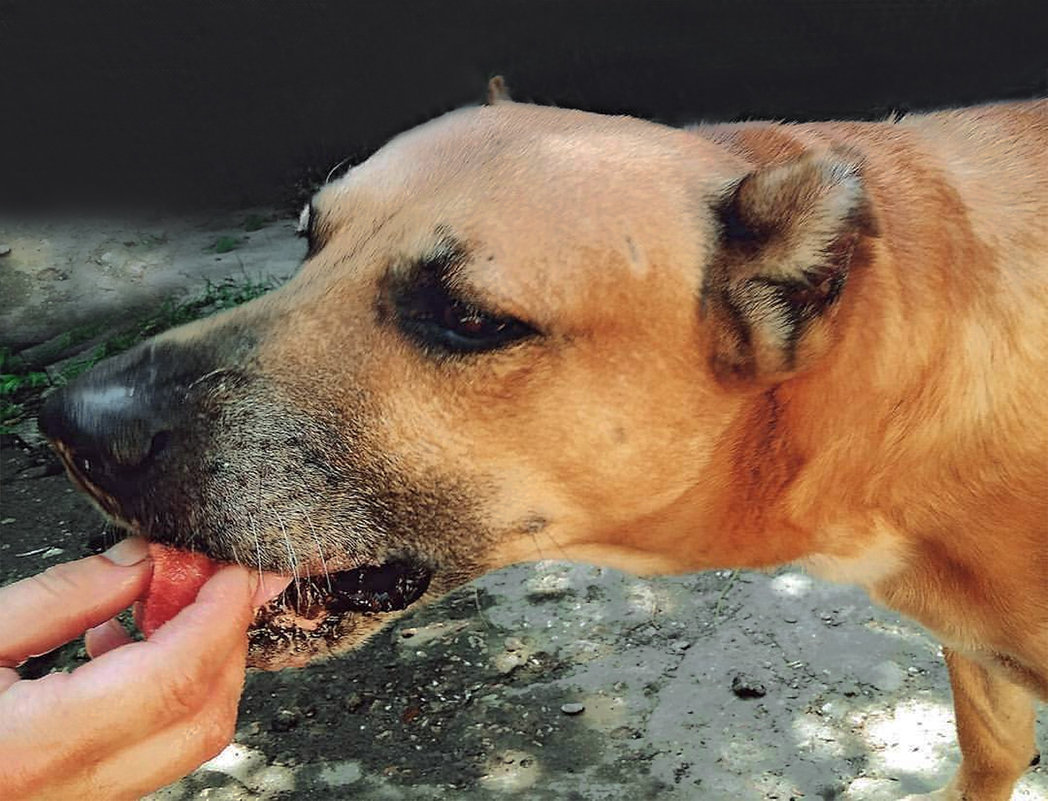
[930, 647, 1037, 800]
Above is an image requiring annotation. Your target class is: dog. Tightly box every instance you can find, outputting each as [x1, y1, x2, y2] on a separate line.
[40, 89, 1046, 799]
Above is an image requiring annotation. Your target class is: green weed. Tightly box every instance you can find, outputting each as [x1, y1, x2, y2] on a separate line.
[209, 235, 244, 254]
[243, 214, 266, 232]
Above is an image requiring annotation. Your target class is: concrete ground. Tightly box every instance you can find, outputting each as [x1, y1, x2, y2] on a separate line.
[1, 213, 1044, 799]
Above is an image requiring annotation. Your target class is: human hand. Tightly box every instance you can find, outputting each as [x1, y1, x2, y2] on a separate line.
[0, 538, 290, 801]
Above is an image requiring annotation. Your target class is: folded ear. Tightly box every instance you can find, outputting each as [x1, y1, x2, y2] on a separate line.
[486, 75, 512, 105]
[701, 150, 878, 383]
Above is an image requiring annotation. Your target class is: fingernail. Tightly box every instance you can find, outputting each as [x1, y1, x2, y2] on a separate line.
[102, 537, 150, 566]
[251, 573, 292, 608]
[85, 618, 128, 658]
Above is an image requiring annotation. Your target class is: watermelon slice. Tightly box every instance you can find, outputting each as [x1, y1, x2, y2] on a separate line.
[137, 544, 219, 637]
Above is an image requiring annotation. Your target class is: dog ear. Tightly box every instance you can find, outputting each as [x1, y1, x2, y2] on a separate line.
[701, 150, 877, 383]
[485, 75, 512, 105]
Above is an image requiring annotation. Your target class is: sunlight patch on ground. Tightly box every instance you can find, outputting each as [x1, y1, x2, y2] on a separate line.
[192, 742, 297, 797]
[576, 692, 630, 732]
[526, 561, 573, 595]
[1014, 774, 1048, 800]
[480, 750, 542, 792]
[861, 698, 956, 780]
[626, 579, 681, 616]
[199, 743, 267, 784]
[769, 572, 814, 597]
[792, 712, 853, 759]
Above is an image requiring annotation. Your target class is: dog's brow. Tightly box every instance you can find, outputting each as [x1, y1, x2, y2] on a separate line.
[407, 231, 536, 321]
[383, 232, 526, 324]
[385, 234, 476, 301]
[418, 232, 472, 284]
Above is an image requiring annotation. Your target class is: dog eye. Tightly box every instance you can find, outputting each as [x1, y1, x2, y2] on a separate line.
[397, 281, 536, 355]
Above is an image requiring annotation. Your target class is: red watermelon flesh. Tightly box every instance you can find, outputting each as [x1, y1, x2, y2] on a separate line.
[138, 544, 219, 637]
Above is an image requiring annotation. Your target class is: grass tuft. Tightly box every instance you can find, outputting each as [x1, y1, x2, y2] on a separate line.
[209, 235, 244, 254]
[243, 213, 266, 231]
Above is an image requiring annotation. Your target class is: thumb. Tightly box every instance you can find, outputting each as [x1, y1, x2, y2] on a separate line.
[0, 538, 152, 669]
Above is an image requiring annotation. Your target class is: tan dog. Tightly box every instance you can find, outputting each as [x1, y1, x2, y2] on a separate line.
[41, 94, 1046, 799]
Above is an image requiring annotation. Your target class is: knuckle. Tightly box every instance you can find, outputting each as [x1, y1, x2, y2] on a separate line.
[28, 562, 84, 600]
[157, 667, 209, 718]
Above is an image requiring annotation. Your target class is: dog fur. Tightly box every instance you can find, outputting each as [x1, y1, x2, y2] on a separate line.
[44, 96, 1047, 799]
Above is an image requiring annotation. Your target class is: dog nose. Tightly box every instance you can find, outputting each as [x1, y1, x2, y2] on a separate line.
[38, 343, 180, 492]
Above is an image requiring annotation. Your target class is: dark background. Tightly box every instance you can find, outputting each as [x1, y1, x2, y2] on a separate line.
[1, 0, 1044, 212]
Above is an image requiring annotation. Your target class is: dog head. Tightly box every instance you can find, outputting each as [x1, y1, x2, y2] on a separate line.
[40, 103, 876, 668]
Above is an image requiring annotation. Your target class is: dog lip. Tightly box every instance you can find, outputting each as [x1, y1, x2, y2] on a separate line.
[278, 560, 433, 615]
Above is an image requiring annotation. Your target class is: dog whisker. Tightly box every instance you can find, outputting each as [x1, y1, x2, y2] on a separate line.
[275, 512, 301, 609]
[248, 512, 265, 587]
[228, 538, 244, 569]
[540, 526, 571, 563]
[184, 367, 236, 395]
[527, 528, 546, 562]
[252, 470, 267, 584]
[303, 510, 332, 593]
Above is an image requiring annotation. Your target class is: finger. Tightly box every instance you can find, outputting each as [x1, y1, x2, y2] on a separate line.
[82, 633, 250, 800]
[4, 635, 248, 801]
[252, 572, 293, 608]
[0, 538, 152, 667]
[0, 668, 17, 693]
[0, 564, 255, 750]
[85, 618, 134, 659]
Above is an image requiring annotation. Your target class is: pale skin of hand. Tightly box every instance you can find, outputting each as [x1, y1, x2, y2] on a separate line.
[0, 537, 290, 801]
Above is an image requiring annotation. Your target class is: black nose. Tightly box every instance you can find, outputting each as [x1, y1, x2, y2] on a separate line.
[38, 343, 187, 496]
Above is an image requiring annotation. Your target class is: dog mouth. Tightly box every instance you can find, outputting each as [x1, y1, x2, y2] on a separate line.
[270, 560, 433, 616]
[139, 541, 434, 670]
[247, 560, 434, 669]
[50, 446, 440, 669]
